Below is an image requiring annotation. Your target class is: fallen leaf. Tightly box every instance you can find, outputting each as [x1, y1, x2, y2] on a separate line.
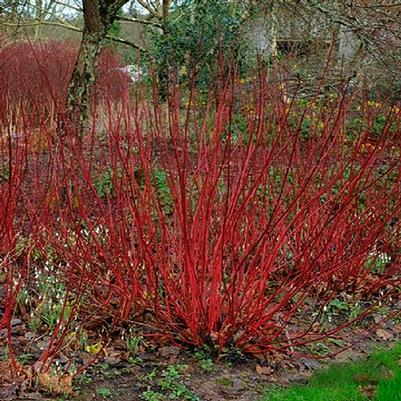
[84, 341, 104, 355]
[0, 359, 27, 385]
[255, 364, 272, 375]
[392, 324, 401, 334]
[311, 322, 321, 333]
[353, 374, 379, 385]
[0, 360, 15, 385]
[358, 384, 376, 399]
[379, 365, 394, 380]
[36, 371, 73, 395]
[376, 328, 393, 341]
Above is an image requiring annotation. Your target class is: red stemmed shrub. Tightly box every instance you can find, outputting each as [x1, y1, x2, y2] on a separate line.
[1, 52, 400, 379]
[0, 40, 130, 122]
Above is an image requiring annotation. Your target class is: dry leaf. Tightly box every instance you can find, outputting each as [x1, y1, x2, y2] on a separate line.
[0, 360, 15, 385]
[36, 372, 73, 395]
[311, 322, 321, 333]
[392, 324, 401, 334]
[84, 341, 104, 355]
[358, 384, 376, 399]
[0, 359, 27, 385]
[379, 366, 394, 380]
[255, 364, 272, 375]
[33, 362, 73, 396]
[376, 328, 393, 341]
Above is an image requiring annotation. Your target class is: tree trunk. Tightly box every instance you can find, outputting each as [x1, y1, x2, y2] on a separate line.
[269, 0, 278, 60]
[157, 0, 171, 101]
[65, 0, 126, 135]
[66, 29, 103, 133]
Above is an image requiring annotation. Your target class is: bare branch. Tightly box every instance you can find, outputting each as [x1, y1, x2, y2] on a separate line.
[118, 15, 162, 28]
[137, 0, 159, 18]
[2, 20, 82, 33]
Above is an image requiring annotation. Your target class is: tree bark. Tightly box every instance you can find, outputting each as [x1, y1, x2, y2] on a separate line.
[65, 0, 128, 134]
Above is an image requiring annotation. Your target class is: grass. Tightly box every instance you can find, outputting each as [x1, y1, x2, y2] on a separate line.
[263, 343, 401, 401]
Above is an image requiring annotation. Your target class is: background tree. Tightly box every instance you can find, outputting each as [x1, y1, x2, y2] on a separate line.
[65, 0, 129, 132]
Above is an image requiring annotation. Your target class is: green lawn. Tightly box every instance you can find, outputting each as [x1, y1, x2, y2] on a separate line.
[262, 343, 401, 401]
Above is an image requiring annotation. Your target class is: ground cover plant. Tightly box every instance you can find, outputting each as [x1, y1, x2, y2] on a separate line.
[0, 40, 400, 397]
[263, 342, 401, 401]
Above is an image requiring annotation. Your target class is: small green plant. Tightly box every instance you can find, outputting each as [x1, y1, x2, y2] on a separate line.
[100, 362, 112, 379]
[93, 168, 114, 198]
[329, 299, 350, 311]
[127, 335, 142, 354]
[365, 251, 391, 274]
[146, 367, 158, 381]
[161, 365, 198, 400]
[143, 364, 199, 401]
[126, 334, 143, 365]
[221, 347, 247, 365]
[16, 353, 35, 364]
[96, 387, 112, 398]
[194, 347, 214, 373]
[216, 377, 232, 386]
[160, 364, 182, 383]
[0, 347, 7, 361]
[317, 298, 353, 327]
[140, 388, 163, 401]
[76, 371, 92, 385]
[152, 169, 173, 214]
[307, 342, 330, 356]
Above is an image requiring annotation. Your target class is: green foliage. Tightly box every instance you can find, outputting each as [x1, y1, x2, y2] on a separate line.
[21, 264, 72, 333]
[96, 387, 112, 398]
[194, 347, 214, 373]
[329, 298, 350, 312]
[141, 389, 163, 401]
[93, 168, 114, 199]
[263, 343, 401, 401]
[17, 352, 35, 364]
[147, 0, 244, 89]
[365, 251, 391, 274]
[126, 334, 143, 365]
[153, 169, 173, 214]
[306, 342, 330, 356]
[107, 10, 122, 40]
[142, 364, 198, 401]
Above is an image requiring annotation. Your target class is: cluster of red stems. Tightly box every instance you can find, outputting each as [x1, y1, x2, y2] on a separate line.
[0, 41, 400, 373]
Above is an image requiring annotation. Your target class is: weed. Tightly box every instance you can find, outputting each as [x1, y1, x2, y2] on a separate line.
[142, 364, 198, 401]
[100, 363, 112, 379]
[158, 365, 198, 401]
[0, 348, 7, 361]
[16, 353, 35, 364]
[194, 348, 214, 373]
[140, 388, 163, 401]
[146, 367, 158, 381]
[216, 377, 232, 386]
[307, 342, 330, 357]
[76, 372, 92, 385]
[93, 168, 114, 199]
[96, 387, 112, 398]
[152, 169, 173, 214]
[127, 335, 143, 365]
